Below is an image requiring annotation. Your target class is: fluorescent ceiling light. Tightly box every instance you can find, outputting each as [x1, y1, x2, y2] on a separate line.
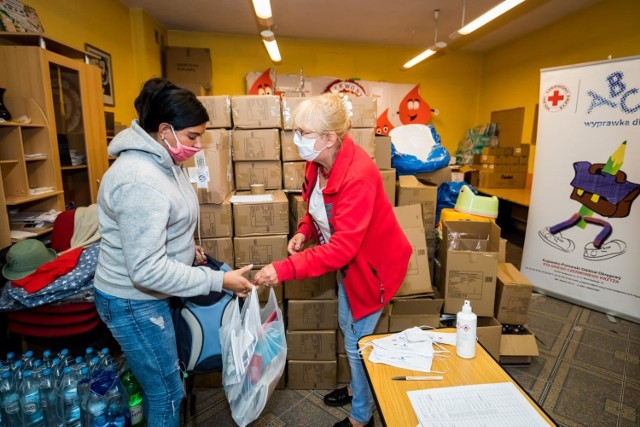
[252, 0, 272, 20]
[402, 41, 447, 70]
[261, 30, 282, 63]
[453, 0, 526, 37]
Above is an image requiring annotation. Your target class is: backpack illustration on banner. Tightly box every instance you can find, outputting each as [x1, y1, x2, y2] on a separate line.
[171, 255, 235, 373]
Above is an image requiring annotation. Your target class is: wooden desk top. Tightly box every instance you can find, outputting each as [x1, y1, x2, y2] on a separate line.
[476, 186, 532, 207]
[359, 330, 554, 426]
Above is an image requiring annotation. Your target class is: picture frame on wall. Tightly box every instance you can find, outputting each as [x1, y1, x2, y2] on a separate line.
[85, 43, 115, 106]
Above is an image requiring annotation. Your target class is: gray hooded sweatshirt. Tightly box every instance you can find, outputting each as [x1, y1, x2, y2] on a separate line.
[94, 120, 223, 299]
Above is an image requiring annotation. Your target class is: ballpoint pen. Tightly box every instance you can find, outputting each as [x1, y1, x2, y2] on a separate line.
[392, 376, 443, 381]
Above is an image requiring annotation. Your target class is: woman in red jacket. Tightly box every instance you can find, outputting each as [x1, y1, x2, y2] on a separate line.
[254, 93, 412, 427]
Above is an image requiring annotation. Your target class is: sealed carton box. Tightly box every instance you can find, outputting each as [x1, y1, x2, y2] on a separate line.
[234, 160, 282, 190]
[233, 234, 288, 267]
[337, 354, 351, 383]
[288, 193, 307, 229]
[197, 95, 232, 129]
[200, 237, 234, 268]
[476, 316, 502, 360]
[379, 169, 396, 206]
[164, 47, 211, 95]
[231, 95, 282, 129]
[281, 96, 306, 130]
[495, 263, 533, 325]
[282, 161, 306, 190]
[350, 128, 376, 158]
[198, 196, 232, 238]
[500, 326, 539, 364]
[232, 190, 289, 236]
[185, 129, 233, 204]
[393, 204, 433, 296]
[374, 136, 392, 169]
[346, 95, 377, 128]
[231, 128, 281, 161]
[286, 330, 336, 360]
[478, 171, 527, 188]
[287, 300, 338, 331]
[284, 272, 337, 300]
[396, 175, 437, 234]
[415, 167, 452, 187]
[440, 220, 500, 316]
[389, 298, 443, 331]
[287, 360, 336, 390]
[280, 130, 303, 161]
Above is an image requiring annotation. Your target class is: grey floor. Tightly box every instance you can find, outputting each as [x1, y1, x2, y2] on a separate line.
[184, 236, 640, 427]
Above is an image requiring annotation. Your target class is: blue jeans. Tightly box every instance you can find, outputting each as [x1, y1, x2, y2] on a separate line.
[338, 282, 381, 423]
[94, 292, 184, 427]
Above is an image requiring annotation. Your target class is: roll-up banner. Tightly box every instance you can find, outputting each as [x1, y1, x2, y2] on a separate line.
[522, 56, 640, 322]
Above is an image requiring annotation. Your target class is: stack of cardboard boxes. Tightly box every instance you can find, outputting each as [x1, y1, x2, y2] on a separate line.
[477, 144, 530, 188]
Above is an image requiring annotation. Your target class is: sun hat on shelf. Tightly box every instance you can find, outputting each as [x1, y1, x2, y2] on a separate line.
[2, 239, 57, 281]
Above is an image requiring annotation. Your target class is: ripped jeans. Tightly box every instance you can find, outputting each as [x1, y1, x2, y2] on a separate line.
[94, 291, 184, 427]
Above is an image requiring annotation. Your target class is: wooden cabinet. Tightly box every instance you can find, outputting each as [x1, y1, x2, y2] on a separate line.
[0, 34, 108, 250]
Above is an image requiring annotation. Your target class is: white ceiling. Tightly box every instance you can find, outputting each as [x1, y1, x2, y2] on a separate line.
[119, 0, 602, 53]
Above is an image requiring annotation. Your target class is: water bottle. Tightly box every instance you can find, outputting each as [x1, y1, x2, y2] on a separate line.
[41, 352, 52, 370]
[121, 368, 144, 426]
[85, 390, 107, 427]
[5, 354, 16, 370]
[0, 370, 21, 427]
[58, 368, 81, 427]
[84, 349, 95, 367]
[38, 369, 61, 427]
[21, 352, 35, 370]
[20, 370, 45, 427]
[11, 362, 23, 386]
[456, 299, 478, 359]
[76, 368, 91, 427]
[56, 351, 70, 369]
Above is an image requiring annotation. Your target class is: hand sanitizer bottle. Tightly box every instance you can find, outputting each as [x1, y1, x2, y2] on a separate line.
[456, 300, 477, 359]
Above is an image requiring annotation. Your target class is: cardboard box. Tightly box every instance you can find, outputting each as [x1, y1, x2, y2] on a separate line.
[280, 130, 303, 161]
[500, 327, 539, 364]
[289, 193, 307, 227]
[286, 330, 336, 360]
[478, 171, 527, 189]
[476, 317, 502, 361]
[440, 220, 500, 316]
[415, 167, 452, 187]
[513, 144, 531, 156]
[287, 360, 336, 390]
[232, 128, 281, 161]
[185, 129, 233, 204]
[495, 263, 533, 325]
[164, 47, 211, 95]
[451, 166, 479, 187]
[350, 128, 376, 158]
[396, 175, 437, 234]
[200, 238, 234, 267]
[232, 190, 289, 236]
[287, 300, 338, 331]
[197, 95, 232, 129]
[346, 95, 377, 128]
[234, 160, 282, 190]
[284, 272, 337, 300]
[231, 95, 282, 129]
[393, 204, 433, 296]
[283, 161, 306, 190]
[379, 169, 396, 206]
[337, 354, 351, 383]
[498, 238, 507, 263]
[389, 298, 443, 331]
[374, 136, 392, 169]
[198, 197, 232, 238]
[233, 234, 288, 267]
[281, 96, 306, 130]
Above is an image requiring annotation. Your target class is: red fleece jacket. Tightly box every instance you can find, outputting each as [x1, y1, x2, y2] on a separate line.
[273, 138, 412, 320]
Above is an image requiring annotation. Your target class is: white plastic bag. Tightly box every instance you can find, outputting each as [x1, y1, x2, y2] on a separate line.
[220, 287, 286, 426]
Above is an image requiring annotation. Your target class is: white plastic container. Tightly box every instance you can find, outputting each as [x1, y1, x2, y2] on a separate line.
[456, 300, 477, 359]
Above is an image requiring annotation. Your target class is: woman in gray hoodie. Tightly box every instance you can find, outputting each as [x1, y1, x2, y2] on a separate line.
[94, 78, 253, 426]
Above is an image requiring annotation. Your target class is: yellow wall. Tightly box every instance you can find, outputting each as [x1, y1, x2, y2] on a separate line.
[477, 0, 640, 171]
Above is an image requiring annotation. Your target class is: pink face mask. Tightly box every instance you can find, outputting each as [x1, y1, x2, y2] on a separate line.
[163, 125, 201, 162]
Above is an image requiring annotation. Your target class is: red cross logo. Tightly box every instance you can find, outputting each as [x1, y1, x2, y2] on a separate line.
[547, 90, 565, 106]
[543, 85, 571, 112]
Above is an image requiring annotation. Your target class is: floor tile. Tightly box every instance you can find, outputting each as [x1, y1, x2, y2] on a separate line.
[526, 311, 575, 357]
[577, 308, 633, 336]
[620, 381, 640, 427]
[563, 326, 628, 377]
[529, 293, 581, 321]
[504, 352, 558, 401]
[627, 339, 640, 387]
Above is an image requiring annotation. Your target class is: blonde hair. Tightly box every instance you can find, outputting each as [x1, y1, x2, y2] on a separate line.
[292, 92, 351, 139]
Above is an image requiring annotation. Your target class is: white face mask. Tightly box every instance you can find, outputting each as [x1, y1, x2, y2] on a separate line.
[293, 130, 325, 162]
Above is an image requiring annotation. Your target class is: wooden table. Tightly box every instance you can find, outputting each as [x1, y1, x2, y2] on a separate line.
[476, 186, 532, 207]
[359, 330, 554, 426]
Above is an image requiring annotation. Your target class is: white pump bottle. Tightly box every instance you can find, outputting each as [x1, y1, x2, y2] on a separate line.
[456, 300, 477, 359]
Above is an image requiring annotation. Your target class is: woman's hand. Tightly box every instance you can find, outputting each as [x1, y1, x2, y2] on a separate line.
[287, 233, 306, 255]
[223, 264, 255, 297]
[194, 245, 206, 265]
[253, 264, 279, 287]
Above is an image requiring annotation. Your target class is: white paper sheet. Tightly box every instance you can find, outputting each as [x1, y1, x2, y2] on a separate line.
[407, 382, 551, 427]
[230, 194, 273, 203]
